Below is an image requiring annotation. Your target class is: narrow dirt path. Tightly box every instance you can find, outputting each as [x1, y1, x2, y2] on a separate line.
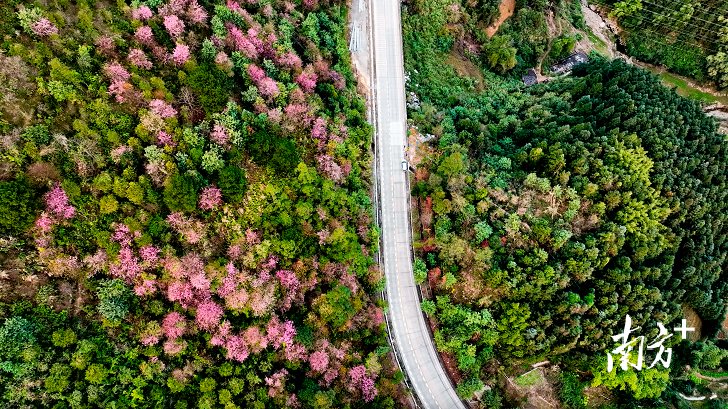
[692, 372, 728, 382]
[536, 11, 559, 80]
[485, 0, 516, 38]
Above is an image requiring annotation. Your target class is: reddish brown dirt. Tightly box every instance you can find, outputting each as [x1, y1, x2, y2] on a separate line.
[485, 0, 516, 38]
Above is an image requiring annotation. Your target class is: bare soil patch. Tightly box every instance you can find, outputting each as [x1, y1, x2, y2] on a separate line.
[406, 126, 435, 167]
[502, 367, 561, 409]
[682, 305, 703, 342]
[485, 0, 516, 38]
[444, 53, 486, 91]
[583, 384, 614, 408]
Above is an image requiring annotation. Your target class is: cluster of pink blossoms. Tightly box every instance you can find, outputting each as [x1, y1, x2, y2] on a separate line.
[128, 49, 152, 70]
[44, 183, 76, 219]
[30, 18, 58, 36]
[149, 99, 178, 118]
[132, 5, 153, 20]
[199, 185, 223, 210]
[349, 365, 379, 402]
[163, 15, 186, 39]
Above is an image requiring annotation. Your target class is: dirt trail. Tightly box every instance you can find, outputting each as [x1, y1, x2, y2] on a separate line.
[485, 0, 516, 38]
[580, 0, 618, 58]
[535, 11, 559, 80]
[692, 372, 728, 382]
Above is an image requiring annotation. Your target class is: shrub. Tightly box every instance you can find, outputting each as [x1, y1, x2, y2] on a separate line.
[163, 173, 198, 212]
[99, 195, 119, 214]
[0, 317, 36, 358]
[420, 299, 436, 315]
[217, 166, 247, 203]
[456, 376, 484, 399]
[559, 371, 587, 409]
[414, 258, 428, 284]
[97, 279, 132, 324]
[188, 62, 230, 115]
[0, 181, 37, 235]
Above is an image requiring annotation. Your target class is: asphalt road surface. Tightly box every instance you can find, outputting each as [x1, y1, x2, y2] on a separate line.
[369, 0, 467, 407]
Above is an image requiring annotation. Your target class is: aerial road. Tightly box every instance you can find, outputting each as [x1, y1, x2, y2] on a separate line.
[368, 0, 468, 407]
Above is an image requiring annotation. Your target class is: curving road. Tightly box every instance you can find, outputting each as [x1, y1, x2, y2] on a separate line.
[368, 0, 467, 407]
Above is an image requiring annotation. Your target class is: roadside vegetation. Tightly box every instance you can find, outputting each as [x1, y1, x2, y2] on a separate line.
[0, 0, 407, 408]
[404, 0, 728, 407]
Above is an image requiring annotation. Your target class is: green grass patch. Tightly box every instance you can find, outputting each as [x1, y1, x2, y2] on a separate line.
[515, 370, 543, 388]
[658, 72, 728, 105]
[697, 370, 728, 378]
[586, 29, 609, 56]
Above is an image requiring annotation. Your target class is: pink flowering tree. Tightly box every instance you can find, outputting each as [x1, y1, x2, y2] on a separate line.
[157, 131, 177, 147]
[349, 365, 378, 402]
[296, 71, 318, 93]
[96, 35, 117, 56]
[166, 212, 205, 244]
[225, 335, 250, 362]
[162, 312, 187, 339]
[128, 49, 153, 70]
[135, 26, 156, 46]
[265, 369, 289, 398]
[277, 52, 302, 70]
[139, 245, 160, 265]
[257, 77, 279, 98]
[266, 315, 296, 350]
[210, 124, 230, 146]
[30, 18, 58, 36]
[247, 64, 266, 82]
[104, 62, 130, 83]
[196, 302, 224, 331]
[35, 212, 56, 233]
[199, 185, 222, 210]
[132, 5, 153, 20]
[163, 15, 186, 39]
[187, 1, 208, 24]
[44, 183, 75, 219]
[309, 350, 328, 372]
[311, 117, 328, 141]
[149, 99, 177, 118]
[172, 43, 190, 66]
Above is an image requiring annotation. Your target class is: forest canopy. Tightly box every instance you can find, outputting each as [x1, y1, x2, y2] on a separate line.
[0, 0, 404, 408]
[408, 54, 728, 405]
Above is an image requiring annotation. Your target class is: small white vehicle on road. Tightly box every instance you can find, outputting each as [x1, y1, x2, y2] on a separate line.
[401, 161, 408, 171]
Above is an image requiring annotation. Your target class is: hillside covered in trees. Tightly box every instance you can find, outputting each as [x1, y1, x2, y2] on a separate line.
[404, 0, 728, 406]
[0, 0, 405, 408]
[596, 0, 728, 89]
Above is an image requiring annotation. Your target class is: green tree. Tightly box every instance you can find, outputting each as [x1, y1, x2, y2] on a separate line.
[456, 377, 484, 399]
[99, 195, 119, 214]
[0, 181, 37, 235]
[437, 152, 465, 178]
[97, 279, 132, 324]
[45, 363, 73, 393]
[86, 363, 108, 384]
[482, 35, 517, 73]
[188, 62, 230, 115]
[609, 0, 642, 19]
[591, 360, 669, 400]
[0, 317, 36, 358]
[164, 174, 198, 212]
